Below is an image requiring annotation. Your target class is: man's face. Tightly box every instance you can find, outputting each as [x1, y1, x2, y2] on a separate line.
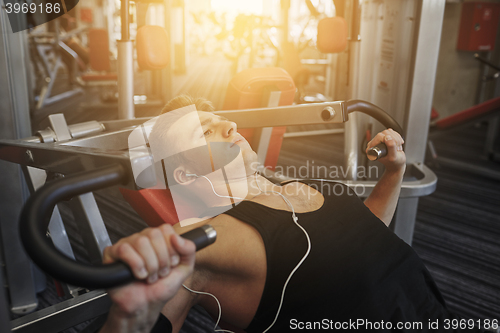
[130, 107, 256, 223]
[168, 111, 258, 174]
[166, 110, 256, 223]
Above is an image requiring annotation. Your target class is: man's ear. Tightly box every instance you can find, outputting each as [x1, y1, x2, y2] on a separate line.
[173, 166, 197, 185]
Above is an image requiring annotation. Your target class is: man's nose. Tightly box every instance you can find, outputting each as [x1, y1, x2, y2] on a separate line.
[221, 120, 237, 138]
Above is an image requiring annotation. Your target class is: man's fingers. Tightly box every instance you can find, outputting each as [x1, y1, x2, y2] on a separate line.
[366, 132, 385, 150]
[116, 242, 149, 280]
[143, 227, 171, 279]
[159, 224, 182, 274]
[388, 128, 404, 146]
[131, 235, 160, 283]
[384, 134, 400, 160]
[102, 246, 114, 265]
[170, 233, 196, 265]
[365, 129, 406, 172]
[367, 129, 404, 152]
[155, 234, 196, 289]
[102, 225, 197, 284]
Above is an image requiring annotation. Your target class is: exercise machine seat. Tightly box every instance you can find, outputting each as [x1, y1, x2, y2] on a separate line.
[136, 25, 169, 71]
[88, 29, 111, 71]
[81, 29, 118, 83]
[121, 188, 179, 227]
[317, 16, 348, 54]
[223, 67, 295, 170]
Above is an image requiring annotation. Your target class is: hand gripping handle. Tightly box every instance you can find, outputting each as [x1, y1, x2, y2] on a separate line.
[344, 100, 404, 161]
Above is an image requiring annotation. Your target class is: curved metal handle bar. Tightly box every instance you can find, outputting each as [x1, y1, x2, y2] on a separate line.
[20, 164, 216, 289]
[20, 164, 135, 289]
[345, 99, 404, 134]
[345, 100, 404, 160]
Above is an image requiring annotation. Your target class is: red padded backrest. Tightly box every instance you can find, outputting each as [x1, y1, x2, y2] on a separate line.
[223, 67, 295, 170]
[223, 67, 295, 109]
[120, 188, 179, 227]
[317, 17, 348, 54]
[88, 29, 110, 71]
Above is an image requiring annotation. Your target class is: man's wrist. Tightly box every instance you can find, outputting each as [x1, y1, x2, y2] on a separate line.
[100, 304, 162, 333]
[383, 164, 406, 178]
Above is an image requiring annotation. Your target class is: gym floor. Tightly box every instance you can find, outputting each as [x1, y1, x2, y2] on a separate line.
[22, 55, 500, 332]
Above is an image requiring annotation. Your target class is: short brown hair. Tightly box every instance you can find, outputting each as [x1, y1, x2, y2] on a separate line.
[160, 95, 215, 114]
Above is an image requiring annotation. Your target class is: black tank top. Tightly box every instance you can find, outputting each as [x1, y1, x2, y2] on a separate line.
[223, 180, 475, 332]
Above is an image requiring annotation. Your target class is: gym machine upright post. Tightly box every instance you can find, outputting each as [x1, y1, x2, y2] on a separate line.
[117, 0, 172, 119]
[118, 0, 134, 120]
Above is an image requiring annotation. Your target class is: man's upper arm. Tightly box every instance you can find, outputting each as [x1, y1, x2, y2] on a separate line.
[161, 273, 204, 333]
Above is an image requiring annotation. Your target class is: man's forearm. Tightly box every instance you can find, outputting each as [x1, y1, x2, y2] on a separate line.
[364, 167, 405, 226]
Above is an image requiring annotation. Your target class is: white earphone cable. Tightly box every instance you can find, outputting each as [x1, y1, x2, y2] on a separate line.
[254, 172, 311, 333]
[181, 284, 234, 333]
[186, 173, 246, 201]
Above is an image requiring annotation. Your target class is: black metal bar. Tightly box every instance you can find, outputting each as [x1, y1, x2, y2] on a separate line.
[20, 165, 133, 289]
[345, 99, 404, 134]
[475, 53, 500, 72]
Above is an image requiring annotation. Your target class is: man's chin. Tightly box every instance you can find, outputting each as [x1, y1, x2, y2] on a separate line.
[244, 158, 259, 174]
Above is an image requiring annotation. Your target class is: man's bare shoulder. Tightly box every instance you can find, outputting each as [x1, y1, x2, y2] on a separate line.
[174, 213, 265, 276]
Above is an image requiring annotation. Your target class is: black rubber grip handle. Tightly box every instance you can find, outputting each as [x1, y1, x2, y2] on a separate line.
[19, 164, 216, 289]
[181, 225, 217, 251]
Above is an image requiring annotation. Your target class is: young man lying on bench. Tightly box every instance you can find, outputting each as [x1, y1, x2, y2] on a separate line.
[99, 96, 486, 333]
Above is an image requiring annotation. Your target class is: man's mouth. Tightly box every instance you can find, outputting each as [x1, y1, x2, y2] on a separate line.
[230, 137, 244, 148]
